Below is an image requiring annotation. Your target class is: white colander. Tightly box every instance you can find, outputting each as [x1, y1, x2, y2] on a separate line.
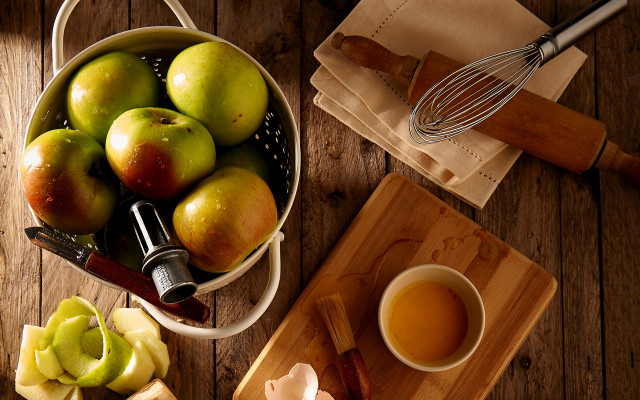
[22, 0, 300, 339]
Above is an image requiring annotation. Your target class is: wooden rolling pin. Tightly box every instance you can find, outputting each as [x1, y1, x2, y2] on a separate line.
[332, 33, 640, 185]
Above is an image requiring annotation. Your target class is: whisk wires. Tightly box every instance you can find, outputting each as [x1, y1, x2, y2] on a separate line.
[410, 44, 542, 144]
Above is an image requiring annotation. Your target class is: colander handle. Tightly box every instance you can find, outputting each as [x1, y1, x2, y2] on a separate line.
[134, 232, 284, 339]
[52, 0, 197, 74]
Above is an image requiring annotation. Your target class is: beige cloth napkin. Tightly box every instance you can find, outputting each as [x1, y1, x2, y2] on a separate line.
[311, 0, 587, 208]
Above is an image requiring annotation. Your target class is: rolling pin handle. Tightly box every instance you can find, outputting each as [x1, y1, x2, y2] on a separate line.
[594, 141, 640, 186]
[331, 32, 419, 87]
[332, 32, 346, 49]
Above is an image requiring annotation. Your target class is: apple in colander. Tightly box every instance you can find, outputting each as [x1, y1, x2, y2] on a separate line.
[214, 143, 270, 183]
[105, 107, 216, 200]
[66, 51, 159, 145]
[172, 167, 277, 273]
[20, 129, 118, 234]
[166, 41, 269, 147]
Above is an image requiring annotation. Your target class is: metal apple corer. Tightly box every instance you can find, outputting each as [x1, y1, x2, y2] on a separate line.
[128, 200, 197, 305]
[22, 0, 300, 339]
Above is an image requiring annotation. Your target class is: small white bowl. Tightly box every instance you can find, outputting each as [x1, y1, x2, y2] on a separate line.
[378, 264, 485, 372]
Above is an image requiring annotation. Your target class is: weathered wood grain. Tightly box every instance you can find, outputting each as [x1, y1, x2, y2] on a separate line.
[478, 155, 564, 400]
[214, 1, 302, 398]
[0, 1, 43, 398]
[597, 0, 640, 398]
[300, 0, 385, 287]
[4, 0, 640, 399]
[43, 0, 130, 80]
[556, 1, 604, 399]
[480, 2, 565, 397]
[41, 1, 129, 398]
[132, 0, 185, 28]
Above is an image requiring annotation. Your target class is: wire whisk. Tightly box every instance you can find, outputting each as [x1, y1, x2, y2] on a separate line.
[410, 0, 627, 144]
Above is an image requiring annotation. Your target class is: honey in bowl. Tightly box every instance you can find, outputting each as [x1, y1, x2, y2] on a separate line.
[379, 264, 485, 372]
[388, 280, 468, 363]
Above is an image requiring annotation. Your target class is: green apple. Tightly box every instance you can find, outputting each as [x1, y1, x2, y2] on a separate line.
[16, 325, 48, 386]
[166, 41, 268, 146]
[15, 379, 74, 400]
[81, 327, 107, 359]
[113, 308, 161, 339]
[40, 297, 93, 351]
[56, 373, 78, 386]
[72, 233, 100, 252]
[35, 346, 64, 379]
[67, 51, 159, 144]
[123, 329, 170, 378]
[20, 129, 118, 234]
[105, 107, 216, 200]
[106, 341, 155, 395]
[50, 297, 132, 387]
[51, 315, 132, 387]
[216, 144, 270, 183]
[80, 326, 134, 359]
[173, 167, 277, 273]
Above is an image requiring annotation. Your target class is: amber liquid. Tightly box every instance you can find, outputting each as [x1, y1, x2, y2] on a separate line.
[388, 281, 468, 363]
[298, 231, 497, 394]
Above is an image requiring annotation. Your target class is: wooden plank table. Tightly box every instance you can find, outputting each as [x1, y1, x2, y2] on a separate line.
[0, 0, 638, 398]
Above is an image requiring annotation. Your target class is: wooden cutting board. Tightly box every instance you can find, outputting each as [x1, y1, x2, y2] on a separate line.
[235, 173, 557, 399]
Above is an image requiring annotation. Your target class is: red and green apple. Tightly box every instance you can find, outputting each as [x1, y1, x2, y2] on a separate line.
[173, 167, 277, 273]
[105, 107, 216, 200]
[20, 129, 118, 234]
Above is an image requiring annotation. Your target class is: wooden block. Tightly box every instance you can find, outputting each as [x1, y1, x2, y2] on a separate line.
[127, 379, 177, 400]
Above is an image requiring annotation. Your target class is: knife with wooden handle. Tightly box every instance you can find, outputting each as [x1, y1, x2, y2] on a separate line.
[332, 33, 640, 185]
[25, 226, 211, 323]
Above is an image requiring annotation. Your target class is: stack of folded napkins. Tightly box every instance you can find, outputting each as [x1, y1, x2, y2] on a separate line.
[311, 0, 586, 208]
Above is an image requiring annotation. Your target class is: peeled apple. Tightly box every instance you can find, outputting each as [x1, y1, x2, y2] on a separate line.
[106, 341, 155, 395]
[16, 325, 48, 386]
[50, 299, 132, 387]
[15, 297, 168, 397]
